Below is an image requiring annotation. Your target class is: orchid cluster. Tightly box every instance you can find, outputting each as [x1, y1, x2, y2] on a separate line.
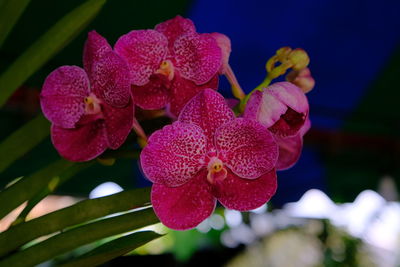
[40, 16, 315, 230]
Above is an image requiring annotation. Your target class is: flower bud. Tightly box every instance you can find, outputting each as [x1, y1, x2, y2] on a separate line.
[287, 48, 310, 70]
[286, 67, 315, 93]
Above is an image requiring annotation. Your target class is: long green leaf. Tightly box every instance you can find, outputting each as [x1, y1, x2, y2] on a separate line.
[11, 161, 94, 226]
[0, 114, 50, 173]
[0, 0, 31, 48]
[61, 231, 163, 267]
[0, 159, 74, 219]
[0, 0, 106, 107]
[0, 208, 159, 267]
[0, 187, 151, 257]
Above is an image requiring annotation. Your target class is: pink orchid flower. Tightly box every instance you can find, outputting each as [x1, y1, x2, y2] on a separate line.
[40, 31, 134, 162]
[244, 82, 310, 170]
[140, 89, 278, 230]
[114, 16, 222, 116]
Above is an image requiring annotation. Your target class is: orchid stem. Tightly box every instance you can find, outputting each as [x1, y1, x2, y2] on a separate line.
[225, 64, 245, 100]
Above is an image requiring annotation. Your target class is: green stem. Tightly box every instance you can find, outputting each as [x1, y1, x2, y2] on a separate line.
[0, 187, 151, 257]
[0, 208, 159, 267]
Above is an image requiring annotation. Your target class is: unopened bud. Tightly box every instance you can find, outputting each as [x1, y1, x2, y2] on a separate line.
[288, 49, 310, 70]
[276, 46, 292, 61]
[286, 67, 315, 93]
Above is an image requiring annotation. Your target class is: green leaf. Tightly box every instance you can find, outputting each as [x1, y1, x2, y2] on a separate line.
[0, 159, 74, 220]
[0, 208, 159, 267]
[0, 0, 106, 107]
[0, 0, 31, 48]
[60, 231, 163, 267]
[11, 161, 94, 226]
[0, 114, 50, 173]
[0, 187, 151, 257]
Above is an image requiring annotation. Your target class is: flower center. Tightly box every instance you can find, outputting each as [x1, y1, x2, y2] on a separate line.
[84, 93, 102, 115]
[207, 156, 227, 184]
[155, 60, 175, 81]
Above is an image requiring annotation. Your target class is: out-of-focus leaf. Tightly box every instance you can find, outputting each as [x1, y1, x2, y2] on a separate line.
[60, 231, 163, 267]
[0, 159, 74, 220]
[0, 0, 106, 107]
[0, 187, 151, 257]
[0, 208, 159, 267]
[0, 0, 31, 48]
[0, 114, 50, 173]
[11, 161, 94, 226]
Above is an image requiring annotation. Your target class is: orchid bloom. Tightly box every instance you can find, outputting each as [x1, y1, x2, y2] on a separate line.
[40, 31, 134, 162]
[114, 16, 222, 116]
[140, 89, 278, 230]
[244, 82, 310, 170]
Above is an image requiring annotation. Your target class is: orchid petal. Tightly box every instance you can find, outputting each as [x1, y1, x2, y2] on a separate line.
[174, 33, 222, 85]
[213, 169, 277, 211]
[40, 66, 89, 128]
[131, 74, 169, 110]
[168, 74, 218, 117]
[140, 121, 207, 187]
[151, 170, 216, 230]
[51, 121, 108, 162]
[83, 31, 112, 77]
[90, 51, 131, 107]
[114, 30, 168, 86]
[215, 118, 278, 179]
[155, 15, 196, 49]
[102, 100, 134, 149]
[178, 89, 234, 145]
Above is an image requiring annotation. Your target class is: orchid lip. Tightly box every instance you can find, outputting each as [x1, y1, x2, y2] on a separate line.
[206, 156, 227, 184]
[155, 59, 175, 81]
[84, 93, 102, 115]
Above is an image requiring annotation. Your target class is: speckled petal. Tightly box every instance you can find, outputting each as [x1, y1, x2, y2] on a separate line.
[90, 51, 131, 107]
[51, 121, 108, 162]
[131, 74, 170, 110]
[168, 73, 218, 117]
[140, 121, 207, 187]
[114, 30, 168, 86]
[215, 118, 278, 179]
[213, 169, 277, 211]
[83, 31, 112, 77]
[178, 89, 234, 145]
[102, 100, 134, 150]
[211, 32, 231, 74]
[40, 66, 89, 128]
[174, 33, 222, 85]
[151, 169, 216, 230]
[155, 15, 196, 49]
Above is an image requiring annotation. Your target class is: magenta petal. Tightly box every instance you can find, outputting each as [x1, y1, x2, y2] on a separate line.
[275, 134, 303, 170]
[131, 74, 170, 110]
[40, 66, 89, 128]
[102, 101, 134, 150]
[216, 118, 278, 179]
[114, 30, 168, 86]
[155, 15, 196, 49]
[179, 89, 234, 145]
[213, 169, 277, 211]
[174, 33, 222, 85]
[168, 73, 218, 117]
[268, 82, 308, 114]
[211, 32, 231, 74]
[140, 121, 207, 187]
[151, 170, 216, 230]
[83, 31, 112, 76]
[90, 51, 131, 107]
[51, 122, 108, 162]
